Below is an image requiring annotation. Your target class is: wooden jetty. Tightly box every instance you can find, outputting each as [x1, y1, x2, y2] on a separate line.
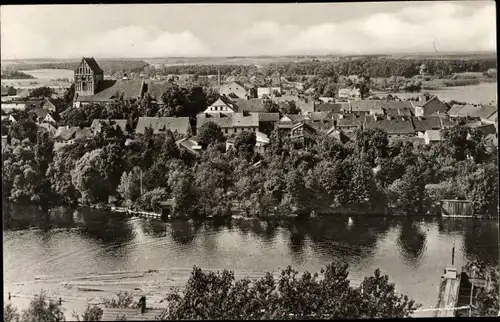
[111, 207, 168, 220]
[435, 267, 462, 317]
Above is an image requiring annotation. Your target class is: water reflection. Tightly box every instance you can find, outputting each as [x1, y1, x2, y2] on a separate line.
[3, 206, 499, 309]
[397, 219, 427, 267]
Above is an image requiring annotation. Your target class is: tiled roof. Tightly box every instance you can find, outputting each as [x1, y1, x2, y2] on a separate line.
[411, 116, 442, 132]
[90, 119, 128, 132]
[334, 114, 366, 128]
[475, 105, 497, 120]
[447, 104, 466, 116]
[365, 116, 415, 135]
[82, 57, 103, 74]
[101, 308, 164, 321]
[383, 107, 412, 116]
[233, 98, 266, 112]
[135, 117, 191, 135]
[77, 80, 144, 102]
[146, 81, 171, 102]
[197, 113, 259, 129]
[315, 103, 345, 113]
[439, 116, 460, 128]
[54, 126, 93, 141]
[32, 107, 51, 119]
[280, 114, 310, 122]
[250, 112, 280, 122]
[304, 119, 335, 133]
[471, 123, 497, 136]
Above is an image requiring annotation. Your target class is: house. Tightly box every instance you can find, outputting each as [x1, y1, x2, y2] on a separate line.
[424, 130, 442, 145]
[412, 95, 449, 117]
[135, 117, 191, 135]
[306, 112, 333, 123]
[364, 115, 415, 139]
[470, 123, 497, 136]
[1, 115, 18, 123]
[314, 102, 347, 114]
[42, 97, 65, 112]
[250, 112, 280, 135]
[101, 296, 164, 321]
[226, 131, 270, 154]
[197, 112, 259, 136]
[39, 122, 57, 136]
[90, 119, 128, 133]
[279, 114, 310, 123]
[289, 122, 317, 147]
[176, 136, 202, 156]
[326, 127, 351, 144]
[32, 108, 60, 124]
[232, 98, 266, 113]
[219, 81, 256, 99]
[271, 71, 282, 87]
[53, 126, 94, 148]
[411, 116, 442, 137]
[338, 88, 361, 100]
[334, 114, 366, 132]
[203, 97, 237, 114]
[73, 57, 147, 107]
[257, 87, 282, 98]
[474, 105, 497, 123]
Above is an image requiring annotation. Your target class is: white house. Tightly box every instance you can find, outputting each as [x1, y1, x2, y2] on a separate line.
[202, 97, 237, 114]
[424, 130, 442, 145]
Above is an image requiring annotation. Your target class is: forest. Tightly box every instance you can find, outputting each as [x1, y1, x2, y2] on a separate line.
[1, 70, 36, 79]
[1, 83, 498, 218]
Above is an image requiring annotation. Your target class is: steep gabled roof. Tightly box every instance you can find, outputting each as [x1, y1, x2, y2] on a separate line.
[197, 113, 259, 129]
[280, 114, 310, 123]
[81, 57, 103, 74]
[135, 117, 191, 135]
[76, 80, 144, 102]
[411, 116, 442, 132]
[334, 114, 366, 128]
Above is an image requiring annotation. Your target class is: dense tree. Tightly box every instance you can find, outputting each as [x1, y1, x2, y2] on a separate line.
[233, 131, 256, 156]
[71, 149, 110, 205]
[197, 122, 225, 148]
[20, 291, 65, 322]
[163, 263, 420, 319]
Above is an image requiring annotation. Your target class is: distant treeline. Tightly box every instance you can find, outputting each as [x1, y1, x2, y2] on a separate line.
[145, 64, 258, 76]
[0, 70, 35, 79]
[142, 58, 497, 79]
[4, 60, 150, 75]
[261, 58, 498, 78]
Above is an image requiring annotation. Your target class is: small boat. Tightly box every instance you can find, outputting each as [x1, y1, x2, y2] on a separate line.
[347, 217, 354, 226]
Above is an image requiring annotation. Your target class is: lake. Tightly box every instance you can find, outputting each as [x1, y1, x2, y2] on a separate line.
[3, 206, 498, 317]
[375, 82, 497, 105]
[0, 69, 73, 89]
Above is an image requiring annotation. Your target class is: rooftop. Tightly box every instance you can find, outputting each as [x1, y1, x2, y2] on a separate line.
[135, 116, 191, 135]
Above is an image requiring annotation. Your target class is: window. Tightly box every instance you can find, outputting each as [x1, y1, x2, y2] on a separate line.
[225, 129, 228, 134]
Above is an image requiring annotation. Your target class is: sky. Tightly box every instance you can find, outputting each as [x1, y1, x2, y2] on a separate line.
[0, 1, 496, 59]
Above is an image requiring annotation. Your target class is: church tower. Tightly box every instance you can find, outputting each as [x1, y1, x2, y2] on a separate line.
[74, 57, 104, 97]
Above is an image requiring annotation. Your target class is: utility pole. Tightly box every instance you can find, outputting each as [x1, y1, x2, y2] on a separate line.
[140, 168, 143, 196]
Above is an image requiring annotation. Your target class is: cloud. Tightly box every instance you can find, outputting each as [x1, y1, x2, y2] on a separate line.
[1, 24, 210, 59]
[231, 2, 496, 56]
[1, 2, 496, 59]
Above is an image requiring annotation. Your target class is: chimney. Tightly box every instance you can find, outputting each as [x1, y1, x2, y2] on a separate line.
[137, 296, 146, 314]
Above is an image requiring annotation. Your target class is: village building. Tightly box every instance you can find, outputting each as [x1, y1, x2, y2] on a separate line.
[226, 131, 270, 154]
[176, 136, 202, 156]
[364, 115, 415, 139]
[326, 127, 351, 144]
[1, 115, 18, 123]
[1, 102, 27, 112]
[32, 107, 61, 125]
[73, 57, 146, 107]
[411, 116, 442, 137]
[197, 112, 259, 136]
[424, 130, 442, 145]
[412, 95, 449, 117]
[257, 87, 282, 99]
[90, 119, 129, 133]
[338, 88, 361, 100]
[219, 81, 257, 99]
[252, 112, 280, 135]
[39, 122, 57, 136]
[333, 114, 366, 132]
[315, 102, 349, 114]
[203, 97, 238, 114]
[135, 117, 191, 135]
[41, 97, 65, 112]
[53, 126, 94, 150]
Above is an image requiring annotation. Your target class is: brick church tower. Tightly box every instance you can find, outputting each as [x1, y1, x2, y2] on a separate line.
[74, 57, 104, 98]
